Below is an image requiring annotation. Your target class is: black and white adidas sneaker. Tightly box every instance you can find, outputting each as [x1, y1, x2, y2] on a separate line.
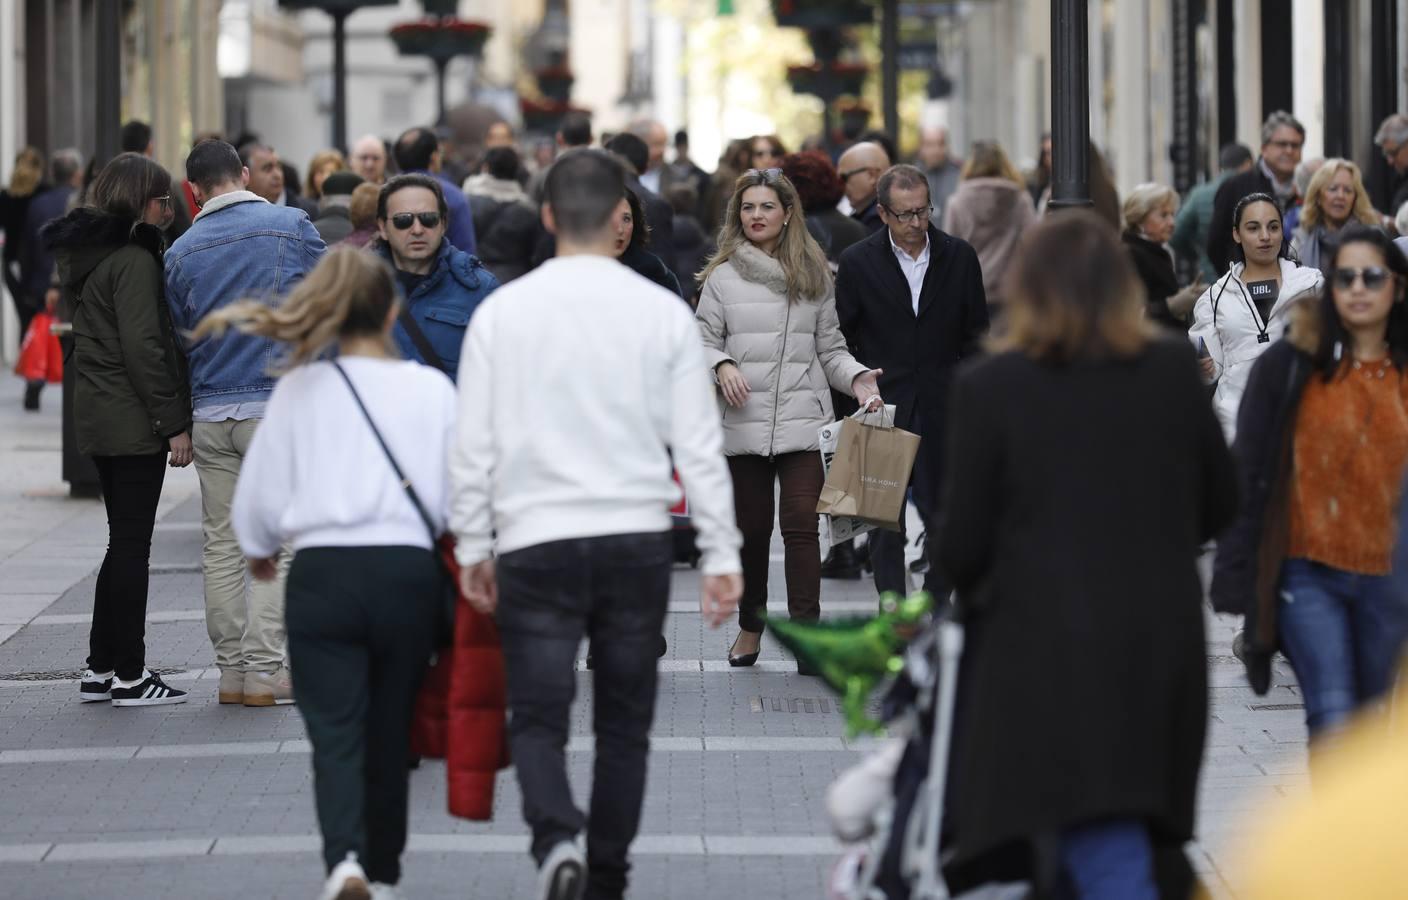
[110, 671, 188, 707]
[79, 669, 114, 703]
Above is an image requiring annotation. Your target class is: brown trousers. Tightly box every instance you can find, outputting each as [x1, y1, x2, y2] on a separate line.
[727, 451, 824, 632]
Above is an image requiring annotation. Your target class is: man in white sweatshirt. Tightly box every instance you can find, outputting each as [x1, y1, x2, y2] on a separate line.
[449, 149, 743, 900]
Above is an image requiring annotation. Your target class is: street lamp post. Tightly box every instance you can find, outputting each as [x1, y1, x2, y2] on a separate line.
[1048, 0, 1092, 211]
[881, 0, 899, 140]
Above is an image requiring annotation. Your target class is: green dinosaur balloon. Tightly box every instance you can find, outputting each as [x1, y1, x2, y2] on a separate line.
[763, 591, 934, 737]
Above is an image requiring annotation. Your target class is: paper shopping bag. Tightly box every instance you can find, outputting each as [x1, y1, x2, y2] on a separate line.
[815, 410, 920, 529]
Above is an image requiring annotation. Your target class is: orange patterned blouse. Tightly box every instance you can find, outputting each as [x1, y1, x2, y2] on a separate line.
[1287, 360, 1408, 575]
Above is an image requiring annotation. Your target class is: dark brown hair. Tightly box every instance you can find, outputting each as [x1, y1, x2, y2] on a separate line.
[993, 210, 1154, 363]
[88, 152, 172, 222]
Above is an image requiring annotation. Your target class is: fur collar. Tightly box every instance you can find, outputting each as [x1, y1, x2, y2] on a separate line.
[463, 174, 528, 205]
[194, 189, 266, 220]
[729, 242, 789, 295]
[42, 206, 164, 289]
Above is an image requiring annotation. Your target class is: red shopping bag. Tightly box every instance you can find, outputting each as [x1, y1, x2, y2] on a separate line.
[14, 312, 62, 383]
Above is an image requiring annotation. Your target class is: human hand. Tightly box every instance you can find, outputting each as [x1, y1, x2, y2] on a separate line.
[700, 573, 743, 628]
[716, 363, 751, 408]
[44, 288, 60, 314]
[851, 368, 884, 411]
[1198, 357, 1216, 381]
[249, 557, 277, 581]
[168, 431, 193, 467]
[459, 560, 498, 616]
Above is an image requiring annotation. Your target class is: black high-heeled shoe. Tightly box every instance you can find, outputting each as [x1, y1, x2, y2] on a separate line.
[728, 631, 761, 667]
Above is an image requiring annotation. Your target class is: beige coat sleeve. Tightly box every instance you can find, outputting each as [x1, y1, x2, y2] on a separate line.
[694, 274, 736, 374]
[814, 286, 870, 394]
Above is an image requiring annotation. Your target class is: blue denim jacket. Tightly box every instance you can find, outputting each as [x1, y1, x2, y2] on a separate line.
[164, 193, 326, 406]
[375, 239, 497, 381]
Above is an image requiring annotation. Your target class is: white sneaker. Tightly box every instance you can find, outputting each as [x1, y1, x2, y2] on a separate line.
[370, 884, 404, 900]
[319, 852, 371, 900]
[536, 838, 586, 900]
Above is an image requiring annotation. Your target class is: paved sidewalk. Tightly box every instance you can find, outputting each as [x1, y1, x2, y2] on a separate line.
[0, 373, 1307, 899]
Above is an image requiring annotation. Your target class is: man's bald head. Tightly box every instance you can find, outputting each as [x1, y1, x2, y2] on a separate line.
[350, 134, 387, 184]
[838, 142, 890, 208]
[918, 126, 951, 169]
[630, 120, 670, 171]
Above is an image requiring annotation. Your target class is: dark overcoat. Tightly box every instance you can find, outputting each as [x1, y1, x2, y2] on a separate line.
[835, 225, 988, 514]
[937, 341, 1237, 874]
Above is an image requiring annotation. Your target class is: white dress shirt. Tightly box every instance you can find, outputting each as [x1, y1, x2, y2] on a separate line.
[890, 233, 931, 315]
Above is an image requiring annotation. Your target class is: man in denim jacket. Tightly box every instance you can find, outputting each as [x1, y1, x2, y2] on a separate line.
[164, 140, 325, 708]
[371, 174, 498, 380]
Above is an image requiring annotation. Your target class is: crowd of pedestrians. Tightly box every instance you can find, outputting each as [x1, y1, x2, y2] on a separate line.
[3, 99, 1408, 900]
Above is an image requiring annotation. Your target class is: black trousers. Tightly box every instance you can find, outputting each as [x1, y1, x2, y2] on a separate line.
[497, 532, 672, 900]
[285, 545, 440, 884]
[88, 453, 167, 681]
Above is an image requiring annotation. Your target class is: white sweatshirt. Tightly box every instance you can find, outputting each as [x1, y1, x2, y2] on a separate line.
[449, 255, 742, 575]
[232, 357, 457, 558]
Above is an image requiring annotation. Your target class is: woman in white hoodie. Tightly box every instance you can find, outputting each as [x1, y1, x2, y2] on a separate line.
[696, 168, 881, 671]
[1190, 192, 1324, 442]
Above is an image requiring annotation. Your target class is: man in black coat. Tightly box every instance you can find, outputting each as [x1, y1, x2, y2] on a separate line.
[1376, 113, 1408, 219]
[835, 164, 989, 601]
[838, 141, 890, 235]
[1206, 110, 1304, 275]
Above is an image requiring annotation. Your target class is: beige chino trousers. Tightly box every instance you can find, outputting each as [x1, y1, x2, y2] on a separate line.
[192, 418, 287, 673]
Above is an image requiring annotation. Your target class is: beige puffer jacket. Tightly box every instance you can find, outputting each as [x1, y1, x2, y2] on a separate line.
[696, 243, 869, 456]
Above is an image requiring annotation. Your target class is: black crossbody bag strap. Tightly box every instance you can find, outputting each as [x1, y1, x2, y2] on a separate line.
[330, 360, 439, 544]
[398, 306, 450, 375]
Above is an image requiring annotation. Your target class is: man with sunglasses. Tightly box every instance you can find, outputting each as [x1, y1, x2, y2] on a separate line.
[374, 174, 498, 381]
[837, 141, 891, 234]
[835, 164, 989, 606]
[164, 139, 326, 708]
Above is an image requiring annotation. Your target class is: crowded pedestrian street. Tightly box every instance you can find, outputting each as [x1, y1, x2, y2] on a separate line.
[5, 2, 1408, 899]
[0, 371, 1309, 900]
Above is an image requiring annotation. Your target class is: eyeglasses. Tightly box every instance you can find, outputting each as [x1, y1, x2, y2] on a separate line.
[1332, 266, 1391, 291]
[389, 211, 442, 230]
[153, 194, 171, 208]
[882, 204, 932, 224]
[1385, 143, 1406, 161]
[1267, 139, 1304, 152]
[840, 166, 880, 182]
[745, 168, 781, 180]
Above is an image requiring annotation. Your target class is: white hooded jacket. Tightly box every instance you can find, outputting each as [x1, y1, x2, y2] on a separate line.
[1188, 257, 1323, 443]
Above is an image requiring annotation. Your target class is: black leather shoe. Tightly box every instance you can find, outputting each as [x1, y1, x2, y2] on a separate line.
[820, 542, 862, 580]
[728, 631, 761, 667]
[22, 381, 41, 411]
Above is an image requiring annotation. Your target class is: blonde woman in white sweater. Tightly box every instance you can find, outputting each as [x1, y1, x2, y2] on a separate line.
[696, 168, 882, 671]
[195, 247, 455, 900]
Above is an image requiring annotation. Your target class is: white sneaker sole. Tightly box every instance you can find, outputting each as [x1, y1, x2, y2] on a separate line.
[111, 693, 188, 707]
[79, 692, 111, 703]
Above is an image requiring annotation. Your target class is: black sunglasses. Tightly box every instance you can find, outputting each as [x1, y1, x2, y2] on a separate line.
[389, 211, 442, 230]
[1332, 266, 1391, 291]
[745, 168, 782, 180]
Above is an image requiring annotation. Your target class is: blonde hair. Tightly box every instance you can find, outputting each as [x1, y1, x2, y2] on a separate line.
[304, 149, 347, 199]
[1122, 182, 1179, 233]
[961, 141, 1023, 185]
[349, 182, 380, 230]
[699, 170, 831, 303]
[991, 210, 1154, 363]
[8, 147, 44, 197]
[191, 247, 398, 372]
[1301, 158, 1379, 231]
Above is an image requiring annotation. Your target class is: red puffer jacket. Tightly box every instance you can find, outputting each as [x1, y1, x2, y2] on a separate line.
[410, 542, 509, 820]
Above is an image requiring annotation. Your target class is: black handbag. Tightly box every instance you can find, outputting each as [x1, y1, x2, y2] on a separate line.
[331, 360, 457, 646]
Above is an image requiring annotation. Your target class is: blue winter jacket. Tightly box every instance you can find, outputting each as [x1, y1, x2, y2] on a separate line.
[375, 238, 497, 381]
[164, 192, 326, 407]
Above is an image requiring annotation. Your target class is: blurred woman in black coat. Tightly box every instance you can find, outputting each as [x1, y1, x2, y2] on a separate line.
[937, 211, 1237, 899]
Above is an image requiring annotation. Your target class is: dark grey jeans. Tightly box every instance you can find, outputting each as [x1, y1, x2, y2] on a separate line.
[496, 531, 672, 900]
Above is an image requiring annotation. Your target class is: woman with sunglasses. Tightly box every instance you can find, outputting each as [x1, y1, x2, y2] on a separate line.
[696, 169, 882, 671]
[372, 174, 498, 382]
[41, 152, 193, 707]
[1189, 193, 1323, 443]
[1213, 226, 1408, 748]
[749, 134, 787, 171]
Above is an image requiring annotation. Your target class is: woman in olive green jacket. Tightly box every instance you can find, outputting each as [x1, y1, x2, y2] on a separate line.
[42, 153, 193, 707]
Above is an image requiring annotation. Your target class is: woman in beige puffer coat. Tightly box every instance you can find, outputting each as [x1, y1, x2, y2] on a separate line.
[696, 168, 881, 672]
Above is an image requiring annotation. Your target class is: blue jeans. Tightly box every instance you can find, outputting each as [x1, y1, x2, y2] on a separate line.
[1060, 819, 1157, 900]
[1278, 558, 1408, 737]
